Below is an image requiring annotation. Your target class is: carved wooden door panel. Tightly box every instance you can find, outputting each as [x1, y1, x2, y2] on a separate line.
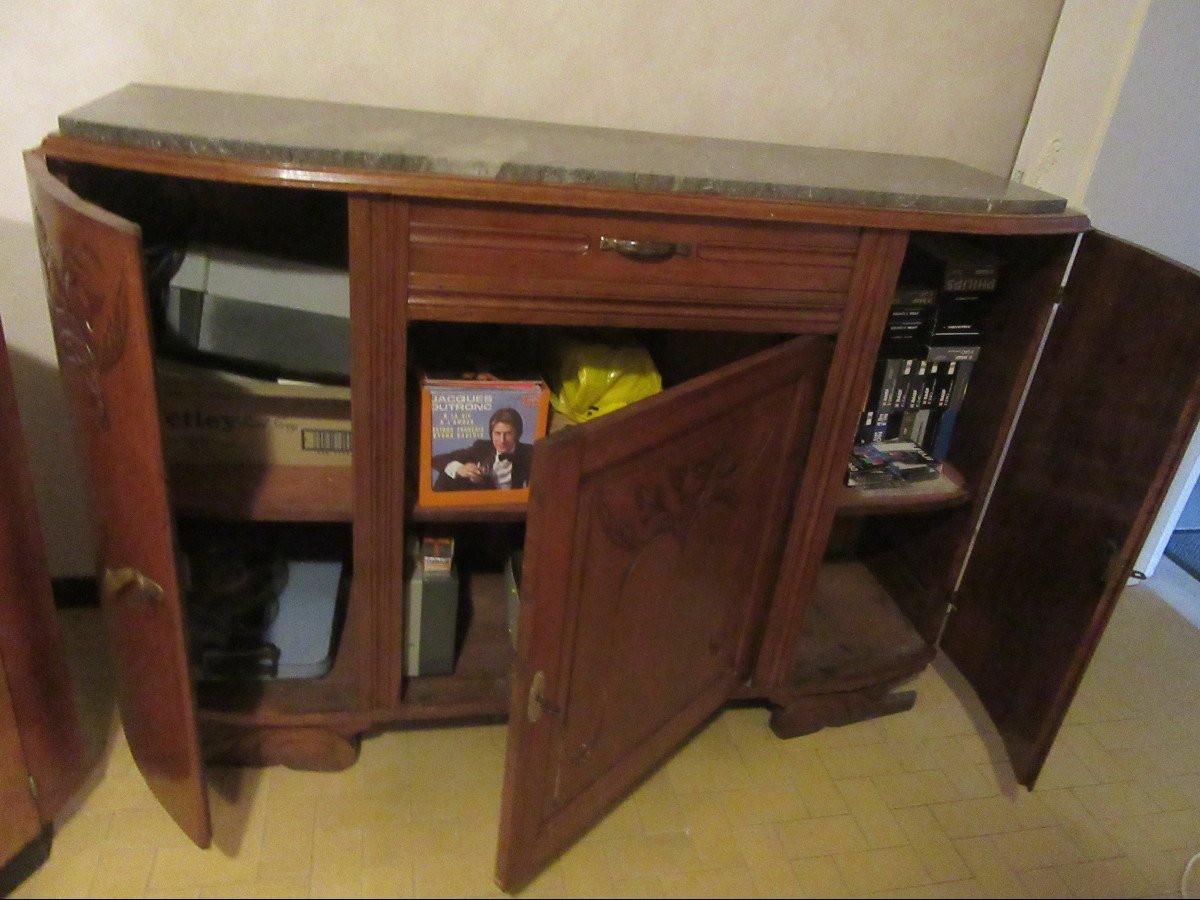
[943, 232, 1200, 786]
[24, 153, 211, 847]
[495, 335, 833, 891]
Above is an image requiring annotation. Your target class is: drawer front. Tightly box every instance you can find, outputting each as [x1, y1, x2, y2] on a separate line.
[407, 202, 861, 332]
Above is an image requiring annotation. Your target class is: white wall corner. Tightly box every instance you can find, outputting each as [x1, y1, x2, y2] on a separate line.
[1011, 0, 1150, 207]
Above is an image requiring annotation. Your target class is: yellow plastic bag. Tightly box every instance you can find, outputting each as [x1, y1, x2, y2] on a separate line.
[548, 338, 662, 424]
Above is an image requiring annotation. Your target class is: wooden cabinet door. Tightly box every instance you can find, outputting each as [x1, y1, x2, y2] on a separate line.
[0, 660, 48, 893]
[24, 153, 211, 847]
[0, 313, 82, 889]
[0, 315, 87, 825]
[942, 232, 1200, 786]
[495, 335, 833, 890]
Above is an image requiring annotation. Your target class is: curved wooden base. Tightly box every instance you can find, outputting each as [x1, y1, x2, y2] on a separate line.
[769, 684, 918, 739]
[200, 724, 360, 771]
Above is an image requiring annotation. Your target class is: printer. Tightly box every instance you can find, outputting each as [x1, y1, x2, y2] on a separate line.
[164, 244, 351, 383]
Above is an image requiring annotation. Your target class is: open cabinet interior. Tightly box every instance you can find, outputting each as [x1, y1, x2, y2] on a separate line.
[398, 321, 812, 717]
[51, 161, 362, 723]
[777, 230, 1081, 735]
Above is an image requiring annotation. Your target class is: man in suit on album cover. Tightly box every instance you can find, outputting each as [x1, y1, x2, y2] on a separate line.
[431, 406, 533, 491]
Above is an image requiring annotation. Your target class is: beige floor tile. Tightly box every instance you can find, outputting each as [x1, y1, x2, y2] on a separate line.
[1102, 807, 1200, 854]
[987, 825, 1089, 871]
[779, 745, 852, 817]
[880, 734, 944, 774]
[1070, 779, 1164, 821]
[938, 762, 1004, 800]
[668, 794, 746, 870]
[1058, 728, 1147, 783]
[1034, 787, 1125, 861]
[1012, 864, 1077, 898]
[308, 826, 364, 899]
[818, 742, 907, 781]
[657, 865, 760, 899]
[1032, 738, 1103, 791]
[1141, 772, 1200, 811]
[890, 806, 971, 884]
[144, 840, 264, 896]
[718, 784, 808, 827]
[872, 769, 961, 809]
[87, 845, 156, 898]
[950, 834, 1031, 898]
[1110, 738, 1200, 778]
[836, 777, 909, 849]
[928, 794, 1026, 840]
[629, 770, 688, 835]
[861, 878, 991, 898]
[552, 837, 625, 897]
[578, 790, 647, 844]
[12, 560, 1199, 899]
[730, 823, 805, 895]
[598, 831, 705, 881]
[663, 747, 754, 794]
[1084, 714, 1192, 751]
[411, 848, 508, 898]
[1049, 855, 1159, 899]
[775, 814, 870, 859]
[198, 872, 312, 899]
[1133, 846, 1200, 898]
[785, 854, 854, 898]
[807, 717, 891, 750]
[833, 844, 933, 894]
[9, 844, 102, 899]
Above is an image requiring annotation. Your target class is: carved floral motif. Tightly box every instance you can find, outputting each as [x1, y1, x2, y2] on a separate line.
[596, 451, 741, 554]
[35, 212, 128, 428]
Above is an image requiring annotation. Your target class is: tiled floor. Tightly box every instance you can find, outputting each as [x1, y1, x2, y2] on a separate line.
[12, 560, 1200, 898]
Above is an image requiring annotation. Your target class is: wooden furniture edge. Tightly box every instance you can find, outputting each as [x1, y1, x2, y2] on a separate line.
[35, 136, 1091, 236]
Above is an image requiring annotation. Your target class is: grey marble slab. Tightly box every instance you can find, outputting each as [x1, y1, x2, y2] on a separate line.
[59, 84, 1068, 215]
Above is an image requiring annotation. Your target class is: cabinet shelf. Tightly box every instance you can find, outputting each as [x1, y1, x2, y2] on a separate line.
[834, 461, 969, 517]
[409, 501, 527, 523]
[398, 570, 514, 720]
[167, 464, 353, 522]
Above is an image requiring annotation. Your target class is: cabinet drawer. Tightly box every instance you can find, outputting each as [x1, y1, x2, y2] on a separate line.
[407, 202, 861, 332]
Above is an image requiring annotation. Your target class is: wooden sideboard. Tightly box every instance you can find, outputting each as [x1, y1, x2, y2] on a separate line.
[21, 85, 1200, 892]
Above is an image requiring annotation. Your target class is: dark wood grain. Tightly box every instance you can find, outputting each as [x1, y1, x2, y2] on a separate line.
[943, 232, 1200, 786]
[495, 336, 831, 892]
[24, 152, 212, 847]
[0, 317, 87, 825]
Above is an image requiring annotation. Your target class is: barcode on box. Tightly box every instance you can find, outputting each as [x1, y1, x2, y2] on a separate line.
[302, 428, 352, 453]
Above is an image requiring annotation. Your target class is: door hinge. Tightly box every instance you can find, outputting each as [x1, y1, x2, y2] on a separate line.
[27, 775, 38, 799]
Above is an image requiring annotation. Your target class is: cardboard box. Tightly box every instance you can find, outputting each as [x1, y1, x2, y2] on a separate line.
[157, 360, 351, 468]
[417, 375, 550, 509]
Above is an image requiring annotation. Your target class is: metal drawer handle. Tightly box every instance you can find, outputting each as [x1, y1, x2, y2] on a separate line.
[599, 236, 691, 261]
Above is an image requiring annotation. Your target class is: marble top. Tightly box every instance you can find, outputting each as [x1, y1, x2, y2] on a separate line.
[59, 83, 1068, 216]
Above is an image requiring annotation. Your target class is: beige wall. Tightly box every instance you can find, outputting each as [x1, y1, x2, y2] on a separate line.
[0, 0, 1062, 574]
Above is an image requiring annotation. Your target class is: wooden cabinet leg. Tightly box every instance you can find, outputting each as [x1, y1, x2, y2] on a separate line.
[200, 724, 361, 771]
[769, 687, 918, 739]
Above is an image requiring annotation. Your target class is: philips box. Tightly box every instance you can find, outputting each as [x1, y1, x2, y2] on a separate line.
[165, 244, 350, 382]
